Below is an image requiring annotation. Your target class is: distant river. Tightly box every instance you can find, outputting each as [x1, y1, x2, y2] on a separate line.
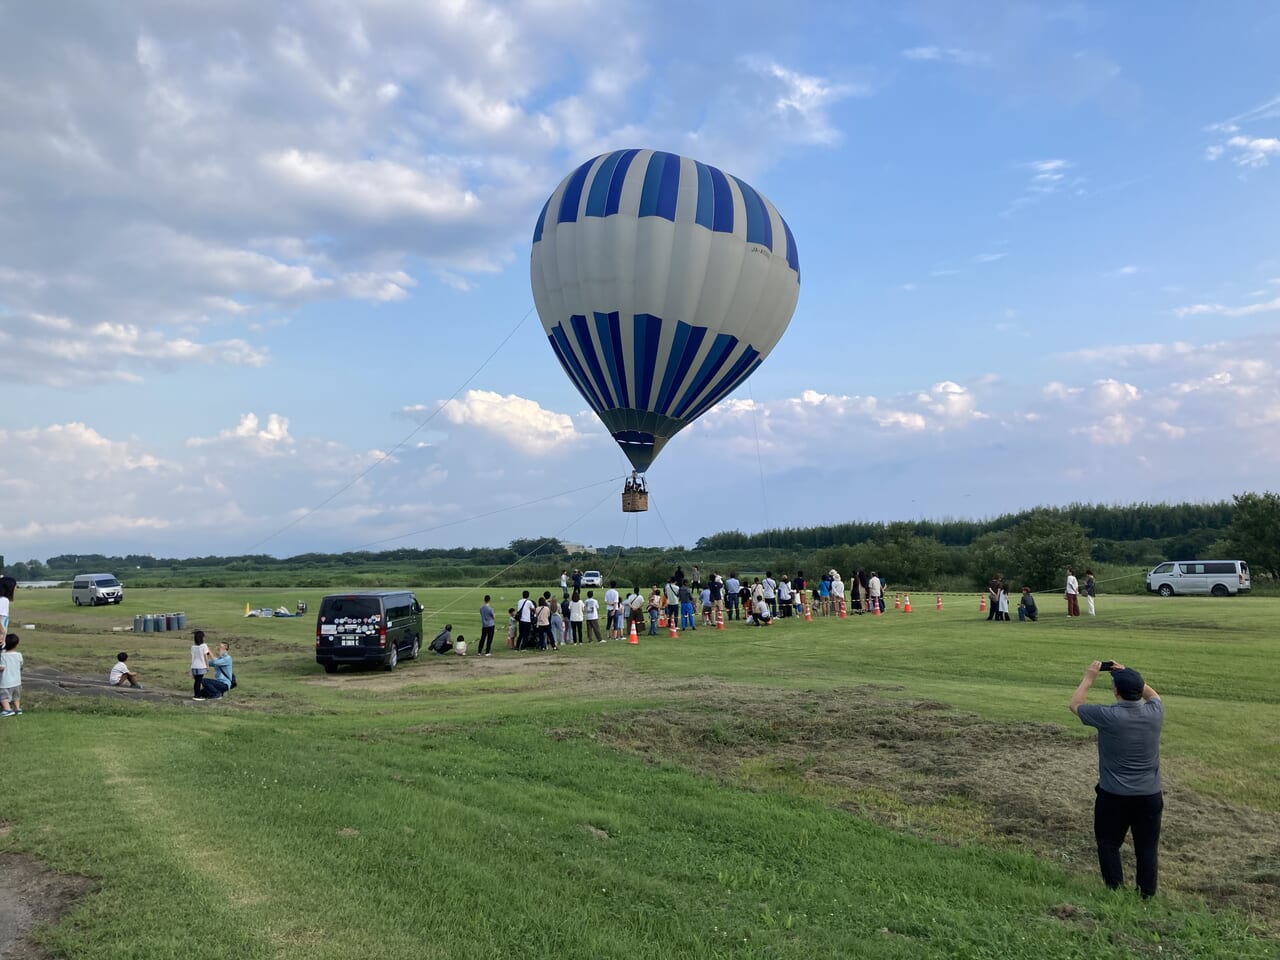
[16, 581, 66, 589]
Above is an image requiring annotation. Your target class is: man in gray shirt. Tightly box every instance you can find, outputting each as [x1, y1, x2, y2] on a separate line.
[1070, 661, 1164, 898]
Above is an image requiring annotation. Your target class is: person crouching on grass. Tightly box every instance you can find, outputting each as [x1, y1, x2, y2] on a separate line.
[1070, 660, 1164, 899]
[196, 643, 234, 700]
[109, 652, 142, 688]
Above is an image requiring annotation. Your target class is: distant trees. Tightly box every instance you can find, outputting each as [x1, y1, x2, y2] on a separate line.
[507, 538, 565, 559]
[1227, 491, 1280, 580]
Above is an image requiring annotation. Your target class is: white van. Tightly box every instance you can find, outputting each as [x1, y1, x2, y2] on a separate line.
[72, 573, 125, 606]
[1146, 560, 1250, 597]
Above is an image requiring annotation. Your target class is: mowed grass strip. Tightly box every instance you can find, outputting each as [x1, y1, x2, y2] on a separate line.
[3, 588, 1278, 957]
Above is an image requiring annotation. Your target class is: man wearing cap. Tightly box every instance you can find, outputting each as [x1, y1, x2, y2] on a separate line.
[1070, 661, 1164, 898]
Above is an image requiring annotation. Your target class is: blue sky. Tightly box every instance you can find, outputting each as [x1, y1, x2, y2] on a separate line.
[2, 1, 1279, 561]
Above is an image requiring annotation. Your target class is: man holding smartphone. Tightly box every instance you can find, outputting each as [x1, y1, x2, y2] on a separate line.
[1070, 660, 1164, 898]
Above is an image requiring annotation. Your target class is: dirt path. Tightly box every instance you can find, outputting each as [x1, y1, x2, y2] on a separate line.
[0, 840, 92, 960]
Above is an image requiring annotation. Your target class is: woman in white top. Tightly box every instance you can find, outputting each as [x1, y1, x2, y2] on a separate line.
[0, 575, 16, 635]
[567, 591, 585, 645]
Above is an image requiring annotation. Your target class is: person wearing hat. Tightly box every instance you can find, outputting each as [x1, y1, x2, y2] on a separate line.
[1070, 661, 1164, 898]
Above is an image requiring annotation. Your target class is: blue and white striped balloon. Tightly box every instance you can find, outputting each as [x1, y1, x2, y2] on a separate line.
[531, 149, 801, 473]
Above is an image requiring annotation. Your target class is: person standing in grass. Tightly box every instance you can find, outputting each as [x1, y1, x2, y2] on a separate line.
[664, 577, 680, 626]
[568, 591, 584, 644]
[678, 580, 696, 631]
[190, 630, 211, 699]
[515, 591, 535, 650]
[647, 585, 662, 635]
[724, 572, 740, 621]
[1084, 569, 1097, 616]
[478, 596, 496, 657]
[1070, 661, 1164, 899]
[709, 573, 724, 625]
[0, 634, 23, 716]
[584, 591, 602, 642]
[1065, 567, 1080, 617]
[0, 576, 16, 636]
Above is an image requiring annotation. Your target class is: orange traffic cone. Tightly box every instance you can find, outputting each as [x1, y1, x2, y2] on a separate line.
[978, 593, 987, 613]
[894, 592, 902, 610]
[803, 602, 812, 622]
[902, 594, 912, 613]
[873, 601, 881, 617]
[669, 621, 678, 638]
[838, 599, 847, 619]
[936, 593, 943, 611]
[658, 614, 667, 628]
[628, 621, 639, 644]
[716, 615, 725, 631]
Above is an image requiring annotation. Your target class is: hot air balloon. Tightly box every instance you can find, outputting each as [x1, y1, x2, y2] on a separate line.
[530, 149, 800, 511]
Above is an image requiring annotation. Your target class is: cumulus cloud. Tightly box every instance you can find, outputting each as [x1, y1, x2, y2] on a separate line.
[437, 390, 582, 454]
[0, 3, 858, 390]
[1074, 412, 1140, 446]
[187, 413, 294, 453]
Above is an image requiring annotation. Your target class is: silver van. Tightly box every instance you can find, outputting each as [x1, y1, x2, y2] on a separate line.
[1146, 560, 1250, 597]
[72, 573, 125, 605]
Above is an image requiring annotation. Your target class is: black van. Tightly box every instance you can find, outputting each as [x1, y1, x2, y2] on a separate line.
[315, 591, 424, 673]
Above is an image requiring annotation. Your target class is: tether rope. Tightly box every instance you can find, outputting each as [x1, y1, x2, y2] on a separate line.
[246, 305, 535, 552]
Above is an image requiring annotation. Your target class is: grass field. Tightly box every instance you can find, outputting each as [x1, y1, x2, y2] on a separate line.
[2, 585, 1277, 959]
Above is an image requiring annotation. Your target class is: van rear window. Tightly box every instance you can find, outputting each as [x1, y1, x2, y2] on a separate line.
[1203, 562, 1236, 574]
[320, 597, 381, 620]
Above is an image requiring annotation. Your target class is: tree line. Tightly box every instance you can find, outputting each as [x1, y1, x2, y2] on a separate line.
[4, 494, 1275, 590]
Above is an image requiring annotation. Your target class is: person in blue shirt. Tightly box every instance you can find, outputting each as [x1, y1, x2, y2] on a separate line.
[1070, 661, 1164, 898]
[196, 643, 234, 700]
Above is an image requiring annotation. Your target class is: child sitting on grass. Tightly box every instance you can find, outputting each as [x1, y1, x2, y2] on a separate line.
[109, 651, 143, 688]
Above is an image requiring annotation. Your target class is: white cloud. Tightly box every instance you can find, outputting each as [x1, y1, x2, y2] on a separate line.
[1091, 379, 1140, 409]
[187, 413, 294, 453]
[1073, 412, 1140, 446]
[1205, 95, 1280, 168]
[742, 58, 868, 146]
[972, 252, 1006, 263]
[438, 390, 581, 454]
[1175, 296, 1280, 318]
[901, 46, 989, 66]
[1043, 382, 1083, 400]
[261, 150, 481, 222]
[1227, 136, 1280, 167]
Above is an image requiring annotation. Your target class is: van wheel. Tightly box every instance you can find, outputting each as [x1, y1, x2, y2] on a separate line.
[1211, 584, 1229, 597]
[74, 597, 81, 606]
[407, 638, 420, 660]
[323, 663, 338, 674]
[1157, 584, 1174, 597]
[385, 646, 398, 671]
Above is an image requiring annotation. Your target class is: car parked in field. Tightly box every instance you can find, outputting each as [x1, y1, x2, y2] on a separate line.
[72, 573, 124, 606]
[315, 591, 424, 672]
[580, 570, 603, 588]
[1146, 560, 1250, 597]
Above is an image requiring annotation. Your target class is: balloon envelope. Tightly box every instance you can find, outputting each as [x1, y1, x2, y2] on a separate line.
[530, 149, 800, 472]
